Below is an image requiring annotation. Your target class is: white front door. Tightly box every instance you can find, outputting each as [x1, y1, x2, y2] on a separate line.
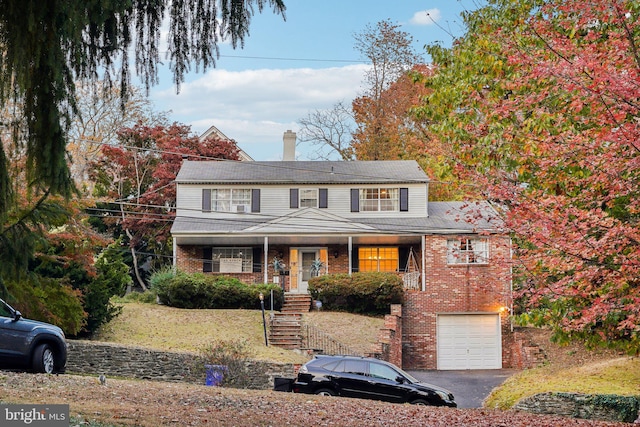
[297, 250, 319, 294]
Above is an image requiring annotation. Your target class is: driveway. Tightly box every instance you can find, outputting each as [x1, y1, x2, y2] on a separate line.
[407, 369, 517, 408]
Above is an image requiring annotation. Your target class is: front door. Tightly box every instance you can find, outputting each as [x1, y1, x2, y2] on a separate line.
[298, 250, 319, 294]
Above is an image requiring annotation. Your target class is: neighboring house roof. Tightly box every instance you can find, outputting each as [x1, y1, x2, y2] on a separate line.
[175, 160, 429, 185]
[199, 125, 254, 162]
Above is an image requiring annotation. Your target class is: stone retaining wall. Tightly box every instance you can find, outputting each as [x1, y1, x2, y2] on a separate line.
[66, 340, 297, 389]
[514, 392, 640, 424]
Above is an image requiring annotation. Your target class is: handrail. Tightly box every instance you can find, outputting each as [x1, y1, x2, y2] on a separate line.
[301, 322, 362, 356]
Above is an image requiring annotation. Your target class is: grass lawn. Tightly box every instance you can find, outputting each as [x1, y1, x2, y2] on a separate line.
[93, 301, 384, 364]
[486, 339, 640, 409]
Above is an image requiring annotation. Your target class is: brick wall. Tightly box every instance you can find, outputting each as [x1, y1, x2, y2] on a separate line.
[367, 304, 403, 367]
[402, 234, 514, 370]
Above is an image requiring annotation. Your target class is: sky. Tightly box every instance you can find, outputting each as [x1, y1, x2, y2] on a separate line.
[147, 1, 479, 161]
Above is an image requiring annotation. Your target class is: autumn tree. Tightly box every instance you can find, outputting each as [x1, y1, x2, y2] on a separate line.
[91, 123, 240, 289]
[350, 20, 423, 160]
[419, 0, 640, 352]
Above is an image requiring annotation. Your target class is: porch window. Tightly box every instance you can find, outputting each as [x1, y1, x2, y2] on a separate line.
[358, 247, 399, 272]
[211, 247, 253, 273]
[447, 238, 489, 265]
[359, 188, 399, 212]
[210, 189, 251, 212]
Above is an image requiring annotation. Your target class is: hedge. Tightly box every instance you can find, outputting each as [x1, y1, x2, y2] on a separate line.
[308, 272, 404, 315]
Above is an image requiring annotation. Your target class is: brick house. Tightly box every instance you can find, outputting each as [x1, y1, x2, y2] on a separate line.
[170, 133, 513, 370]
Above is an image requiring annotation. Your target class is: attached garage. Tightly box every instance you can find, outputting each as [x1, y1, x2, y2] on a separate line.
[437, 314, 502, 370]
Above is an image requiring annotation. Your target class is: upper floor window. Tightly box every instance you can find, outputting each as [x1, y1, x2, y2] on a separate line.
[212, 189, 251, 212]
[290, 188, 328, 209]
[447, 238, 489, 265]
[359, 188, 399, 211]
[359, 247, 399, 272]
[300, 189, 318, 208]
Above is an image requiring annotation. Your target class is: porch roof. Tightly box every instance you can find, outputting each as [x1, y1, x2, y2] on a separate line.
[170, 202, 503, 246]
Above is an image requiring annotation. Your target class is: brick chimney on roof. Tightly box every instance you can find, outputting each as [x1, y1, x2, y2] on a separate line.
[283, 130, 296, 161]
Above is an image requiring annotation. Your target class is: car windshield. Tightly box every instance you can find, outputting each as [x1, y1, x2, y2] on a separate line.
[0, 299, 14, 317]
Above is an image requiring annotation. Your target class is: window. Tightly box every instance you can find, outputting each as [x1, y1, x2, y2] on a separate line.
[358, 247, 399, 272]
[359, 188, 398, 211]
[211, 247, 253, 273]
[211, 189, 251, 212]
[369, 362, 400, 381]
[447, 238, 489, 265]
[300, 189, 318, 208]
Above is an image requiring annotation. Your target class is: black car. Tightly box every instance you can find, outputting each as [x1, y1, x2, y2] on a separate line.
[292, 355, 456, 407]
[0, 298, 67, 374]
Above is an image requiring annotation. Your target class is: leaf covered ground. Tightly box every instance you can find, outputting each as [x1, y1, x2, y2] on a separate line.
[0, 372, 630, 427]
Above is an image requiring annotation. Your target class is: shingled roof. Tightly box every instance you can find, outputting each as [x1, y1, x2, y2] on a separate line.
[175, 160, 429, 185]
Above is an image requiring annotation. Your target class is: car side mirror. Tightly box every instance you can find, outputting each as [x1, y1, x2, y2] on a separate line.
[13, 310, 21, 321]
[396, 376, 405, 384]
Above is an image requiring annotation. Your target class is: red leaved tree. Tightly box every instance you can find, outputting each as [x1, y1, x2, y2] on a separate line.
[421, 0, 640, 352]
[91, 123, 240, 289]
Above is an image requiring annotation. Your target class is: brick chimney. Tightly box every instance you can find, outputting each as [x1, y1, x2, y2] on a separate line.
[283, 130, 296, 161]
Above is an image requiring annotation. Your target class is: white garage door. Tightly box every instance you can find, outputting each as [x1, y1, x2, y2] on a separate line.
[437, 314, 502, 370]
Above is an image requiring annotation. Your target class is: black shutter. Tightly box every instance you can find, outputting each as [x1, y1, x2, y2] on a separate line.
[290, 188, 299, 208]
[252, 247, 262, 273]
[319, 188, 328, 208]
[400, 188, 409, 212]
[350, 189, 359, 212]
[251, 189, 260, 212]
[203, 247, 213, 272]
[202, 189, 211, 212]
[398, 246, 409, 272]
[351, 247, 359, 273]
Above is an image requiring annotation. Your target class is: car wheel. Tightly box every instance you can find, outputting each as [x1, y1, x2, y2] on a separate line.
[315, 388, 336, 397]
[32, 344, 55, 374]
[410, 399, 429, 406]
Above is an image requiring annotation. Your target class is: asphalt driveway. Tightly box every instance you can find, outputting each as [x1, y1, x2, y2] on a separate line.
[407, 369, 517, 408]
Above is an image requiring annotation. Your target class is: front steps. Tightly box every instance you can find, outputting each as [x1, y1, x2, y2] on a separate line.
[282, 293, 312, 313]
[268, 293, 311, 349]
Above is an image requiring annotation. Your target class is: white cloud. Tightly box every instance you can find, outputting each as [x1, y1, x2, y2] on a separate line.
[410, 8, 442, 26]
[150, 64, 368, 159]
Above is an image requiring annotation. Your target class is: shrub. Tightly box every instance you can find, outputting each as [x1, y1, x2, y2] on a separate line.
[149, 270, 283, 310]
[194, 339, 254, 388]
[308, 272, 404, 315]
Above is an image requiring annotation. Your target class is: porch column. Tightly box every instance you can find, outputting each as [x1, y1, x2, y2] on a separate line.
[263, 236, 269, 284]
[421, 235, 426, 291]
[172, 238, 177, 273]
[348, 236, 353, 276]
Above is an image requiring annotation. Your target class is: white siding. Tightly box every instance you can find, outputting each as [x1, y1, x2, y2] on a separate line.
[176, 183, 428, 219]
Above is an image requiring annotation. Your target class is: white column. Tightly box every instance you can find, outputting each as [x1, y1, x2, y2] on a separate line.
[263, 237, 269, 284]
[348, 236, 353, 275]
[172, 238, 177, 273]
[421, 235, 426, 292]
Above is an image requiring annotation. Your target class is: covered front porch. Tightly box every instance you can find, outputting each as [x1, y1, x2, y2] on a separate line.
[172, 233, 425, 293]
